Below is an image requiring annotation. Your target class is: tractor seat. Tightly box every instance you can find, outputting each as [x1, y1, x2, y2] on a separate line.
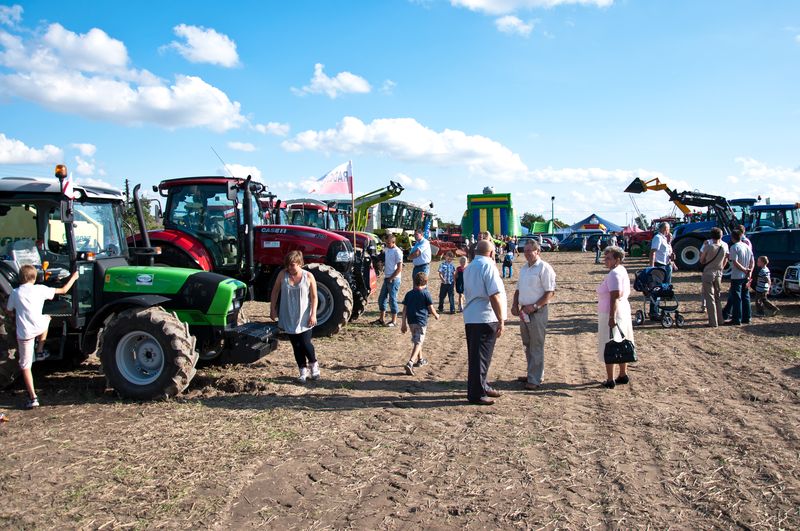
[8, 239, 42, 271]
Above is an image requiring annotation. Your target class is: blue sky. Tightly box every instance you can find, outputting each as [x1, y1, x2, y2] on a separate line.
[1, 0, 798, 226]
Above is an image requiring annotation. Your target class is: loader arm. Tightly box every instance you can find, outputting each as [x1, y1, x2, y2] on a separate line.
[350, 181, 404, 231]
[625, 177, 738, 232]
[624, 177, 692, 215]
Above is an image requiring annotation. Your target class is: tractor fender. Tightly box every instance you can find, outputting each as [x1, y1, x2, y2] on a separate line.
[129, 230, 213, 270]
[82, 294, 173, 355]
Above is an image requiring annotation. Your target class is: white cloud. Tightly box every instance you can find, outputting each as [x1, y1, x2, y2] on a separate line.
[291, 63, 371, 99]
[253, 122, 290, 136]
[795, 34, 800, 44]
[282, 116, 528, 179]
[0, 133, 62, 163]
[74, 155, 94, 175]
[723, 157, 800, 202]
[71, 143, 96, 157]
[43, 23, 128, 73]
[451, 0, 613, 15]
[395, 172, 430, 191]
[0, 22, 247, 131]
[495, 15, 533, 36]
[381, 79, 397, 95]
[228, 141, 256, 152]
[166, 24, 239, 68]
[219, 163, 262, 181]
[0, 4, 22, 27]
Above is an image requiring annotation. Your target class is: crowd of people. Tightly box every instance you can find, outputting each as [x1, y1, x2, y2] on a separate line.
[5, 222, 782, 409]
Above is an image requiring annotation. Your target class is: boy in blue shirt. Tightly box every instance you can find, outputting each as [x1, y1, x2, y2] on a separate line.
[401, 272, 439, 375]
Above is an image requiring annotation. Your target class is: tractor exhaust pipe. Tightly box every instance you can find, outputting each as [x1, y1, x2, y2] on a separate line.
[242, 175, 256, 294]
[133, 184, 151, 249]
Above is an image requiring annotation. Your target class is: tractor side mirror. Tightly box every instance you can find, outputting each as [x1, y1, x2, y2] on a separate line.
[153, 201, 163, 224]
[227, 180, 237, 201]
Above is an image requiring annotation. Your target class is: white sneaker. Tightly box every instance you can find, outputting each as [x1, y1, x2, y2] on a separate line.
[310, 361, 320, 380]
[298, 367, 309, 384]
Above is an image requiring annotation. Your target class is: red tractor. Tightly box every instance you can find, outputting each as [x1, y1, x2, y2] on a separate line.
[282, 198, 377, 320]
[134, 176, 355, 338]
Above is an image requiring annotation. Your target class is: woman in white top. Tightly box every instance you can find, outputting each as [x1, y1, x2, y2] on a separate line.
[596, 246, 634, 389]
[270, 251, 319, 383]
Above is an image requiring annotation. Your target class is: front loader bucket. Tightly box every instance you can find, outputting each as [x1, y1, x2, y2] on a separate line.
[624, 178, 646, 194]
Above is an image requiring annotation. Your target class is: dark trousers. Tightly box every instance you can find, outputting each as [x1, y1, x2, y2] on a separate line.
[465, 323, 498, 402]
[438, 283, 454, 312]
[755, 291, 778, 314]
[729, 278, 751, 324]
[287, 330, 316, 368]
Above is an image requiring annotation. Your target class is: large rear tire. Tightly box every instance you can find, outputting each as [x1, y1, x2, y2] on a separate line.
[0, 290, 19, 389]
[350, 293, 368, 321]
[99, 307, 198, 400]
[674, 237, 703, 271]
[305, 263, 353, 337]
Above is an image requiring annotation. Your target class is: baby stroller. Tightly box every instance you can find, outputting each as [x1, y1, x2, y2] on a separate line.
[632, 267, 684, 328]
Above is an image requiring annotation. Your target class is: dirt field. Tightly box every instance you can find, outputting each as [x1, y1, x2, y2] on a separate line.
[1, 252, 799, 529]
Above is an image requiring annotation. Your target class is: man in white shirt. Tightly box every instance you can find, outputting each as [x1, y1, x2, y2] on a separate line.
[374, 234, 403, 327]
[724, 229, 754, 325]
[511, 240, 556, 389]
[649, 222, 674, 284]
[408, 229, 431, 278]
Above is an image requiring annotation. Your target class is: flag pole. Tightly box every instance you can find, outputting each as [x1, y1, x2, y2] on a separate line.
[350, 160, 356, 251]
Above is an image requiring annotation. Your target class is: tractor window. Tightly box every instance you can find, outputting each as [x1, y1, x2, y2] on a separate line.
[0, 204, 38, 256]
[70, 201, 127, 258]
[380, 203, 400, 228]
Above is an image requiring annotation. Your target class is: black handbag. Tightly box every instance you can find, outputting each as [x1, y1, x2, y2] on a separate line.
[604, 324, 637, 364]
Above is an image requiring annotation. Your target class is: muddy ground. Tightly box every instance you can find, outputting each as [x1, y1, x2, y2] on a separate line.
[1, 252, 799, 529]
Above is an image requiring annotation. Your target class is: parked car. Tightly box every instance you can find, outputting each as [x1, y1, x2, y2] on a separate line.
[559, 232, 607, 252]
[782, 263, 800, 296]
[517, 235, 552, 253]
[747, 229, 800, 297]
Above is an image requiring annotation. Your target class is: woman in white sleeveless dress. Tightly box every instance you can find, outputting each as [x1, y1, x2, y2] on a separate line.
[596, 246, 634, 389]
[270, 251, 319, 383]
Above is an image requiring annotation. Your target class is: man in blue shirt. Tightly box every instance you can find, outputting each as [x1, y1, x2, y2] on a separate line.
[463, 240, 507, 405]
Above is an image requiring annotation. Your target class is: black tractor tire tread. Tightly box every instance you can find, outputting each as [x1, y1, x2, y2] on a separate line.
[304, 263, 353, 337]
[350, 293, 368, 322]
[674, 237, 703, 271]
[99, 307, 198, 400]
[0, 290, 19, 388]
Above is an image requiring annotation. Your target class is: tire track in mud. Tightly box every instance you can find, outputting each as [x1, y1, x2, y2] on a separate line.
[216, 254, 800, 529]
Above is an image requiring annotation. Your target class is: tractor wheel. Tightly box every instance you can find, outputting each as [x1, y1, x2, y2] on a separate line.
[155, 245, 201, 269]
[350, 292, 368, 321]
[0, 290, 19, 389]
[305, 263, 353, 337]
[674, 238, 703, 271]
[99, 307, 198, 400]
[770, 277, 784, 298]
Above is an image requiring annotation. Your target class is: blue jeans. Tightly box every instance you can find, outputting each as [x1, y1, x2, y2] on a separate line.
[502, 264, 513, 278]
[377, 277, 401, 314]
[412, 263, 430, 279]
[728, 278, 751, 324]
[438, 283, 454, 312]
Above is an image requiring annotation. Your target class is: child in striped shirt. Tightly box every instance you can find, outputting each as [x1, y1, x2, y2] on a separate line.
[754, 256, 780, 317]
[437, 251, 456, 314]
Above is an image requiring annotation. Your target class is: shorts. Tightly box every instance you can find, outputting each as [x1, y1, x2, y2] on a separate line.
[16, 337, 36, 370]
[408, 324, 427, 346]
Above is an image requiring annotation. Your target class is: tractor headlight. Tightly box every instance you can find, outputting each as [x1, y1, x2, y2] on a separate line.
[336, 250, 354, 262]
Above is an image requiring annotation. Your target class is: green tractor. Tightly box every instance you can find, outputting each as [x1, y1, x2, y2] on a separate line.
[0, 166, 278, 400]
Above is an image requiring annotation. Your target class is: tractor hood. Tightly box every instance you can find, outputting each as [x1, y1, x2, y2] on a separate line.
[104, 266, 246, 319]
